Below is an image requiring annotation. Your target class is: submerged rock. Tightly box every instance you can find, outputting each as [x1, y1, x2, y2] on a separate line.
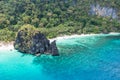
[14, 24, 59, 56]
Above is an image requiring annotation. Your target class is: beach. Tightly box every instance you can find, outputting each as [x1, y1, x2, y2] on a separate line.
[49, 34, 98, 42]
[0, 32, 120, 50]
[0, 42, 14, 51]
[49, 32, 120, 42]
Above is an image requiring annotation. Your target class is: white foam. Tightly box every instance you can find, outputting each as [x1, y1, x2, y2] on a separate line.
[49, 33, 120, 42]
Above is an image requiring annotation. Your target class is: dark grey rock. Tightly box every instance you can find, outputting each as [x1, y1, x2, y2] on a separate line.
[14, 30, 59, 56]
[49, 40, 59, 56]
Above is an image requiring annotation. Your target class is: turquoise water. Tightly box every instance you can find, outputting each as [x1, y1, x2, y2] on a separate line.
[0, 34, 120, 80]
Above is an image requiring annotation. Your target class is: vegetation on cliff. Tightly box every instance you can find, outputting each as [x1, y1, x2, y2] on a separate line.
[14, 24, 38, 51]
[0, 0, 120, 41]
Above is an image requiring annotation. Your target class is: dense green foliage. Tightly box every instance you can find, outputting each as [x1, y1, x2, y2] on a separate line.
[18, 24, 39, 39]
[0, 0, 120, 41]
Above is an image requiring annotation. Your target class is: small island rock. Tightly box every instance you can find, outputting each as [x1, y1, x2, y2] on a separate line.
[14, 24, 59, 56]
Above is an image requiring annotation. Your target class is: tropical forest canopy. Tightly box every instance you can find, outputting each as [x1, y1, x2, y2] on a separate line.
[0, 0, 120, 41]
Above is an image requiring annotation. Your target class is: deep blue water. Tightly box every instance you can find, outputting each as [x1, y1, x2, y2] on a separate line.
[0, 33, 120, 80]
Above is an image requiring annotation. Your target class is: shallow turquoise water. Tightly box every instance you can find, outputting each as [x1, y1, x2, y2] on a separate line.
[0, 34, 120, 80]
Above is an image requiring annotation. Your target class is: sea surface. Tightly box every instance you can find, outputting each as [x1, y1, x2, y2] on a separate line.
[0, 33, 120, 80]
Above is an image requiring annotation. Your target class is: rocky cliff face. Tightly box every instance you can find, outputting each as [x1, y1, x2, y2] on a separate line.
[14, 25, 59, 56]
[90, 4, 118, 19]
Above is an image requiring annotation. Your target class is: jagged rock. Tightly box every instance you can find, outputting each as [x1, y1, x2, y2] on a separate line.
[49, 40, 59, 56]
[14, 24, 59, 56]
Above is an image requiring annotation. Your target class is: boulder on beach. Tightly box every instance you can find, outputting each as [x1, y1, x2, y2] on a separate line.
[14, 24, 59, 56]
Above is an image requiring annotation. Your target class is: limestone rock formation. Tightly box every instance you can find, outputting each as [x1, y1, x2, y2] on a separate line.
[14, 24, 59, 56]
[49, 40, 59, 56]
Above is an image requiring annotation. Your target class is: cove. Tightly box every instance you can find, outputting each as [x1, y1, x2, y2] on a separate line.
[0, 33, 120, 80]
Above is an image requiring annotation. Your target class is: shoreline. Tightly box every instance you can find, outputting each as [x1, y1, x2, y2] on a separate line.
[49, 32, 120, 42]
[0, 32, 120, 51]
[0, 42, 14, 51]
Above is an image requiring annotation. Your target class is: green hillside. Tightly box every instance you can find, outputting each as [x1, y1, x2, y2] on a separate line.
[0, 0, 120, 41]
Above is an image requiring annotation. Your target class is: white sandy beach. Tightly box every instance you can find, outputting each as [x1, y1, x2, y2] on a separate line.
[49, 32, 120, 42]
[0, 42, 14, 51]
[49, 34, 96, 42]
[0, 32, 120, 51]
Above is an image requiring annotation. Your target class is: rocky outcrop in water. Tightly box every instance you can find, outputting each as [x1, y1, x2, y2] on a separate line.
[14, 25, 59, 56]
[49, 40, 59, 56]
